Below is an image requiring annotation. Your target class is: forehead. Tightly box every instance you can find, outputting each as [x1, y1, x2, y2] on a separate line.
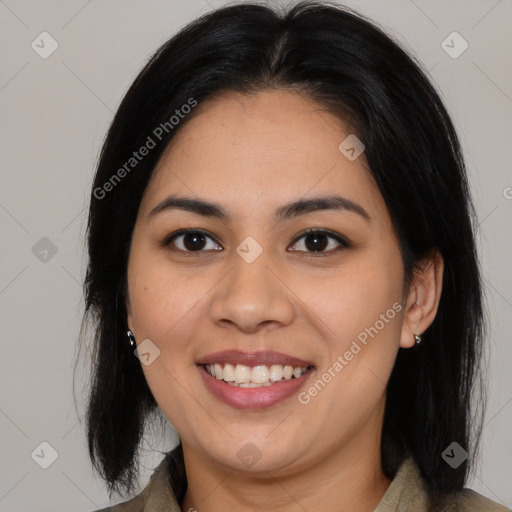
[163, 89, 352, 172]
[140, 90, 384, 223]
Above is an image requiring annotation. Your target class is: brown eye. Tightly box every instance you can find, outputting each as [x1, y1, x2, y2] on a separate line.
[163, 230, 222, 252]
[289, 229, 349, 254]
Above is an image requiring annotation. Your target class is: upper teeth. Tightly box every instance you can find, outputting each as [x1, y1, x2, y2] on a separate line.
[205, 363, 309, 387]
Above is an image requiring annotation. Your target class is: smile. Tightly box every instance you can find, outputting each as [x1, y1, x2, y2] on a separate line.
[198, 364, 315, 409]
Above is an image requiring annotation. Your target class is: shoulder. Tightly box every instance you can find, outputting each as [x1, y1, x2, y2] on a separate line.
[375, 457, 510, 512]
[441, 488, 510, 511]
[92, 493, 146, 512]
[88, 453, 182, 512]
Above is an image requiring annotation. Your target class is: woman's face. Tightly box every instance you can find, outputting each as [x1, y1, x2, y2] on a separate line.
[126, 90, 417, 475]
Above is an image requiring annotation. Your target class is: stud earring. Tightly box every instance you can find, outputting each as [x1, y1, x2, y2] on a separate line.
[127, 330, 136, 347]
[414, 333, 422, 345]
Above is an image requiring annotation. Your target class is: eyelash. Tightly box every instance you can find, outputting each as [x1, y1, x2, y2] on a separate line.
[159, 228, 350, 256]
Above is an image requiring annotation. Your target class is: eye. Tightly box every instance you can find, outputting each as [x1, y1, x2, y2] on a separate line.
[288, 229, 349, 254]
[161, 229, 222, 253]
[160, 228, 349, 255]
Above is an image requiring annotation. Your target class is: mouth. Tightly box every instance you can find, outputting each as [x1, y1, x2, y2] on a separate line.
[196, 350, 316, 409]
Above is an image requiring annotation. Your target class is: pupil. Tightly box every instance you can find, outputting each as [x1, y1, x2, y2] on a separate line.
[305, 233, 327, 252]
[184, 233, 206, 251]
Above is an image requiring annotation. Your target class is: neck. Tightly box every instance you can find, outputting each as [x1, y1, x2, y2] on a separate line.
[179, 411, 391, 512]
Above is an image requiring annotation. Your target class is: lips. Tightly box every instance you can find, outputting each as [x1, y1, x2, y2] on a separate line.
[196, 349, 315, 368]
[196, 350, 316, 409]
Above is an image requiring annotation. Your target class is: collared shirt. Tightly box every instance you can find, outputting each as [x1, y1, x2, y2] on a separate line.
[94, 455, 509, 512]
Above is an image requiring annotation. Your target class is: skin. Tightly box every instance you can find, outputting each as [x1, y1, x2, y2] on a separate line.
[126, 90, 444, 512]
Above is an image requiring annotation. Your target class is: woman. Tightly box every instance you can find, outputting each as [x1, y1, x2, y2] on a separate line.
[80, 1, 509, 510]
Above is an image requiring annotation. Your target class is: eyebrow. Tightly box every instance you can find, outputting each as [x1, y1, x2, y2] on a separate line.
[148, 194, 370, 222]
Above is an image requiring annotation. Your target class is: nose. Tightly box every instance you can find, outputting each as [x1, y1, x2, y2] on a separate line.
[209, 252, 296, 333]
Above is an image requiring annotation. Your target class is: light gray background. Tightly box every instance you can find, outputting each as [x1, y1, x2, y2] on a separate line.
[0, 0, 511, 510]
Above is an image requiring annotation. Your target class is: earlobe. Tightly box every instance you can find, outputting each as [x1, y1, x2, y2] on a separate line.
[126, 299, 135, 335]
[399, 250, 444, 349]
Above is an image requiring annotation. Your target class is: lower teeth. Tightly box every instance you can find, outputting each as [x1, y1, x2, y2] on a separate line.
[223, 373, 307, 388]
[227, 381, 275, 388]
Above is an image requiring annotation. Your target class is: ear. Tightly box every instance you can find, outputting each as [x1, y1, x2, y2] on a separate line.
[400, 249, 444, 349]
[126, 295, 135, 335]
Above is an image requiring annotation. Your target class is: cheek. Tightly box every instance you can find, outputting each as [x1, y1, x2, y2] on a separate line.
[128, 251, 203, 341]
[300, 254, 403, 344]
[127, 254, 206, 412]
[297, 256, 403, 428]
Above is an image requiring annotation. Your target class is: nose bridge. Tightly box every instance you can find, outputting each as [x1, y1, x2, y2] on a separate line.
[209, 245, 295, 331]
